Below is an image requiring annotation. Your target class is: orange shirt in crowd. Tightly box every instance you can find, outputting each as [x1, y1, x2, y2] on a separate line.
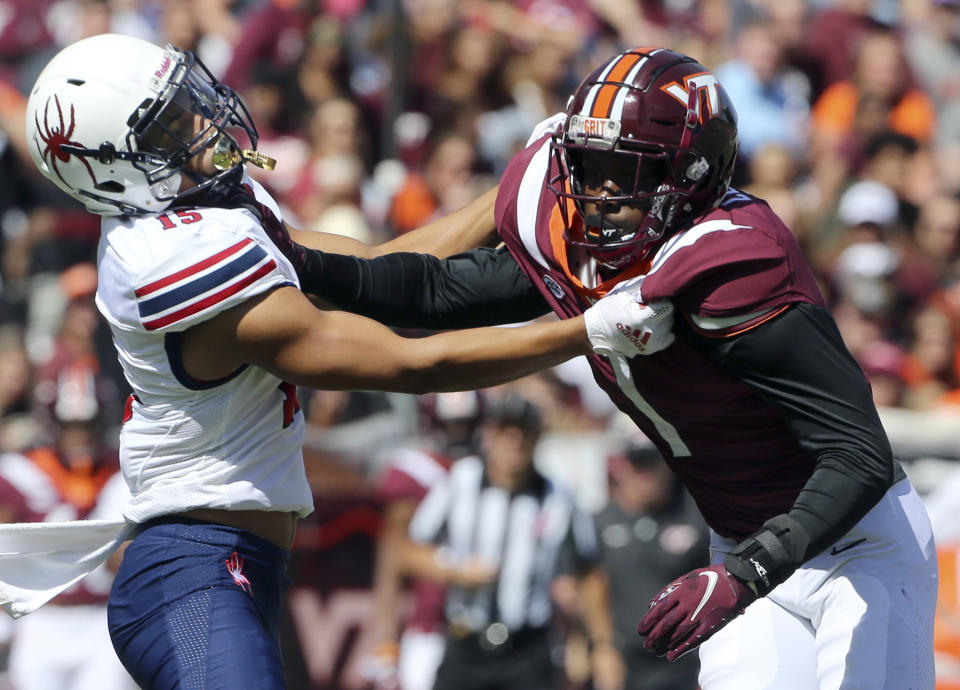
[936, 544, 960, 690]
[388, 173, 438, 234]
[812, 81, 936, 143]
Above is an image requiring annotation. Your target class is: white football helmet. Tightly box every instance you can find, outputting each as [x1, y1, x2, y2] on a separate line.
[26, 33, 264, 216]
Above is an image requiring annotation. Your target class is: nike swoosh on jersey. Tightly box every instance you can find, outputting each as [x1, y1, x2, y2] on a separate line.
[690, 570, 719, 621]
[829, 537, 867, 556]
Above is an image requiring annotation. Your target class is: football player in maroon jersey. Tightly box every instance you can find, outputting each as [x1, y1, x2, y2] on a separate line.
[274, 47, 938, 689]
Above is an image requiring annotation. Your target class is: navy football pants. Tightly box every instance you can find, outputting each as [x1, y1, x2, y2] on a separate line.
[107, 516, 291, 690]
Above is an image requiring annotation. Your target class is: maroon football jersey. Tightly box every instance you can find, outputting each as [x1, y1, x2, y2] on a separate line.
[496, 137, 827, 539]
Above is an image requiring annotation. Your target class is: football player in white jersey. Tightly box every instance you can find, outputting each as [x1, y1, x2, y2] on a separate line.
[22, 34, 658, 689]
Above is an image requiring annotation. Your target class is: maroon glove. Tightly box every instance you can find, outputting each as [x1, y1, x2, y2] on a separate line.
[637, 564, 757, 661]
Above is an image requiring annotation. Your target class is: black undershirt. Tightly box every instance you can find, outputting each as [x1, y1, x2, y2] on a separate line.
[690, 302, 904, 557]
[298, 244, 901, 561]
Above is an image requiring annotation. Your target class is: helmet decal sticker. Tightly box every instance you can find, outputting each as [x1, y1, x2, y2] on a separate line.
[34, 95, 97, 187]
[587, 52, 644, 118]
[147, 49, 177, 94]
[661, 72, 722, 124]
[567, 114, 621, 145]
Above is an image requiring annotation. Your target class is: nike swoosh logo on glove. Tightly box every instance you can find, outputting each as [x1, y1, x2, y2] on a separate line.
[690, 570, 718, 621]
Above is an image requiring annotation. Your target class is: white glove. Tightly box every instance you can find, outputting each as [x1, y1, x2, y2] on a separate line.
[583, 289, 675, 358]
[525, 111, 567, 147]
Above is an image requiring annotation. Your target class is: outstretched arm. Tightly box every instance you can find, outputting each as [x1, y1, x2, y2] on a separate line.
[179, 281, 655, 393]
[288, 186, 499, 259]
[180, 284, 585, 393]
[252, 185, 529, 329]
[296, 245, 551, 329]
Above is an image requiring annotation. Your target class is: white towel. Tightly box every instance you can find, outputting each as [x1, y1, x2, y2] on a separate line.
[0, 519, 136, 618]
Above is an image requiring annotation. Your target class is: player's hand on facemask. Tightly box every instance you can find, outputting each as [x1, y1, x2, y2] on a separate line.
[636, 564, 757, 662]
[583, 282, 675, 358]
[525, 111, 567, 147]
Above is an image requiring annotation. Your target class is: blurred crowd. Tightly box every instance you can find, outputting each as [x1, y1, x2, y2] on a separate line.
[0, 0, 960, 688]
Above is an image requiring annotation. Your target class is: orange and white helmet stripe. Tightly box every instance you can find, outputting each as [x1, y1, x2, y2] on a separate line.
[579, 48, 663, 121]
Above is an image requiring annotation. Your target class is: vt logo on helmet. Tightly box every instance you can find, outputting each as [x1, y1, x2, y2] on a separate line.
[660, 72, 724, 124]
[26, 33, 274, 216]
[548, 48, 739, 270]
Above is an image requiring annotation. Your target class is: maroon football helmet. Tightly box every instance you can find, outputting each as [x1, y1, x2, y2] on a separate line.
[548, 48, 739, 269]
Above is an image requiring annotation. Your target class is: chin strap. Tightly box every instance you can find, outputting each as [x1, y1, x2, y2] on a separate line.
[722, 514, 810, 597]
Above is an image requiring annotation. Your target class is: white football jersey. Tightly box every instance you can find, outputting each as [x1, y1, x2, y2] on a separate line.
[95, 177, 313, 523]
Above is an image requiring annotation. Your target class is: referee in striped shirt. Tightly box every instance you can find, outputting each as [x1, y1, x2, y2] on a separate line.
[407, 394, 613, 690]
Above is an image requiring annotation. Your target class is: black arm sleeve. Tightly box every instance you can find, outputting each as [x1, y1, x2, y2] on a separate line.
[690, 302, 903, 560]
[297, 245, 551, 329]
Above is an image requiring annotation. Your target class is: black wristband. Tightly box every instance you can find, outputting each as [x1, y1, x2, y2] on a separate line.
[723, 514, 810, 596]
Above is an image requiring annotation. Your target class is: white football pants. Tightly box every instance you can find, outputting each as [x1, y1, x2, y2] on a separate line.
[698, 478, 938, 690]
